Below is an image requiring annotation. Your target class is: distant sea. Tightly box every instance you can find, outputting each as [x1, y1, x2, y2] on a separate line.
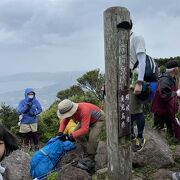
[0, 81, 55, 94]
[0, 71, 84, 108]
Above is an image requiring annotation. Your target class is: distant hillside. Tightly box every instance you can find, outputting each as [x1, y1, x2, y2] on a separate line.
[0, 71, 85, 108]
[0, 71, 84, 83]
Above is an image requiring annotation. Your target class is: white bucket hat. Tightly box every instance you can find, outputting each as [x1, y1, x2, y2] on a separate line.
[57, 99, 78, 119]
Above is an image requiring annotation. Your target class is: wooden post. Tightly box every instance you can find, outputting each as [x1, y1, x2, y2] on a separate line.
[104, 7, 132, 180]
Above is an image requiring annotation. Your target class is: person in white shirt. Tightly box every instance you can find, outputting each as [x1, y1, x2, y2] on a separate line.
[129, 20, 146, 152]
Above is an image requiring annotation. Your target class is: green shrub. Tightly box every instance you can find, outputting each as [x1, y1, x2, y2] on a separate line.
[39, 101, 60, 142]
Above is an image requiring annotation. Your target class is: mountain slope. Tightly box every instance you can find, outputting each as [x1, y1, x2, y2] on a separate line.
[0, 71, 85, 108]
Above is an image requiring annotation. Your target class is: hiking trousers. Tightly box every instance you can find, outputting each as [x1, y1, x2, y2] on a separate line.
[77, 110, 105, 155]
[86, 110, 105, 154]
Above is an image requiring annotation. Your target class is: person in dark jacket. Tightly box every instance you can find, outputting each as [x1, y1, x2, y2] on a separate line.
[151, 60, 180, 136]
[17, 88, 42, 150]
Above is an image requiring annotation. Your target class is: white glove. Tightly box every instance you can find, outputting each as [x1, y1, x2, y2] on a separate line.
[176, 89, 180, 97]
[18, 115, 23, 126]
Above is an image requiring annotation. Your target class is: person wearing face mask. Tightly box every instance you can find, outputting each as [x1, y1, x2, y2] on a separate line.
[17, 88, 42, 151]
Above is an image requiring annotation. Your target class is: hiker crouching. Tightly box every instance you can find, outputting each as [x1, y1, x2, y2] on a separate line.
[57, 99, 105, 156]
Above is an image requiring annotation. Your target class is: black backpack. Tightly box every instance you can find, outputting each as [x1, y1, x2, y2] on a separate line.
[133, 55, 159, 82]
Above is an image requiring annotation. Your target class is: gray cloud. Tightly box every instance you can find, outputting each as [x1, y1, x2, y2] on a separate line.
[0, 0, 180, 76]
[0, 0, 106, 48]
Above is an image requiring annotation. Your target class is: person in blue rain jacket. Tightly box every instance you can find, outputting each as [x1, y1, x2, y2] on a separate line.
[17, 88, 42, 150]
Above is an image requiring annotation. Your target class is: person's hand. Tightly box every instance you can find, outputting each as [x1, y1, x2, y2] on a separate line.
[57, 132, 64, 137]
[57, 132, 67, 141]
[26, 102, 32, 109]
[28, 111, 36, 116]
[134, 82, 142, 95]
[58, 133, 75, 142]
[176, 89, 180, 97]
[67, 134, 75, 142]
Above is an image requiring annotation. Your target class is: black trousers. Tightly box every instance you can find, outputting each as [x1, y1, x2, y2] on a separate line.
[24, 132, 38, 146]
[131, 113, 145, 139]
[153, 113, 173, 136]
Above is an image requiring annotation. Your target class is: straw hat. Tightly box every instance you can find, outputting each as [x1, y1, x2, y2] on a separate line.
[57, 99, 78, 119]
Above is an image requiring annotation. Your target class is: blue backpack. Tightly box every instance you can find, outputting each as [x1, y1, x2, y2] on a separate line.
[30, 136, 76, 179]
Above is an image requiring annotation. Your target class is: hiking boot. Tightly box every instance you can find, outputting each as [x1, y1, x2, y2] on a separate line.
[71, 157, 95, 172]
[132, 138, 146, 152]
[131, 136, 137, 144]
[172, 172, 180, 180]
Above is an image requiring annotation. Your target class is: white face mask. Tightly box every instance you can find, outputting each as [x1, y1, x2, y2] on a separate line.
[28, 95, 34, 99]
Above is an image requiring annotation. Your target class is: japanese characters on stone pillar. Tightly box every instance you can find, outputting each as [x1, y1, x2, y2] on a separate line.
[118, 90, 130, 137]
[117, 29, 130, 138]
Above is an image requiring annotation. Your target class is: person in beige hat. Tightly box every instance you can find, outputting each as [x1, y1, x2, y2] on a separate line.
[57, 99, 105, 155]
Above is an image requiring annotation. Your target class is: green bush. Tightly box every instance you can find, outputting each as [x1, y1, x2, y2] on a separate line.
[47, 171, 58, 180]
[0, 103, 19, 130]
[0, 69, 104, 143]
[39, 101, 60, 142]
[70, 92, 101, 107]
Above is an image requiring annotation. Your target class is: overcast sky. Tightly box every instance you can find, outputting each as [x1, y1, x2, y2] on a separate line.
[0, 0, 180, 76]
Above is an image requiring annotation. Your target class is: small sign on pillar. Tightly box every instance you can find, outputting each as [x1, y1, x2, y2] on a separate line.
[118, 90, 130, 137]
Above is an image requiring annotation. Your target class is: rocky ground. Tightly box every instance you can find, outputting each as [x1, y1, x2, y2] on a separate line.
[1, 127, 180, 180]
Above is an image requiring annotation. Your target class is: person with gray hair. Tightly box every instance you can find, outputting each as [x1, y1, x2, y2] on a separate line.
[151, 60, 180, 136]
